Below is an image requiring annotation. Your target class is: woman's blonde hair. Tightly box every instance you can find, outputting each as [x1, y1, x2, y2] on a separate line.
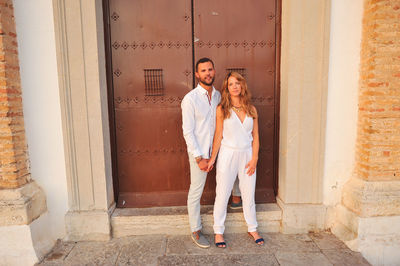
[219, 72, 256, 119]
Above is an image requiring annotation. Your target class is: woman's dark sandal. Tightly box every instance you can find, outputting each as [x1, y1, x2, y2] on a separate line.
[215, 242, 226, 248]
[254, 238, 264, 245]
[248, 232, 264, 245]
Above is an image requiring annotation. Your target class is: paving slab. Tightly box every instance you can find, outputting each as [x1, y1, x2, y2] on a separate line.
[62, 240, 121, 266]
[116, 235, 166, 265]
[275, 251, 333, 266]
[308, 232, 348, 250]
[158, 254, 279, 266]
[38, 240, 76, 266]
[322, 249, 371, 266]
[264, 233, 320, 253]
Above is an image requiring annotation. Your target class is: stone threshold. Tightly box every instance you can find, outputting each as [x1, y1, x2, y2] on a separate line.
[111, 203, 282, 238]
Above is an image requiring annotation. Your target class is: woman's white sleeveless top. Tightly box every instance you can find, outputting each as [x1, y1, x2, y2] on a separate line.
[221, 110, 253, 149]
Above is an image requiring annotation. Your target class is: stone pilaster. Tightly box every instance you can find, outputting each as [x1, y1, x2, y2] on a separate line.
[53, 0, 115, 241]
[333, 1, 400, 264]
[278, 0, 330, 233]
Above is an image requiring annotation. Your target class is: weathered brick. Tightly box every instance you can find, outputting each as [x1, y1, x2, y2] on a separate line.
[355, 0, 400, 182]
[0, 1, 29, 188]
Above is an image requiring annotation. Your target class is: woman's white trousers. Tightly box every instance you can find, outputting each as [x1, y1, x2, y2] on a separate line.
[213, 145, 258, 234]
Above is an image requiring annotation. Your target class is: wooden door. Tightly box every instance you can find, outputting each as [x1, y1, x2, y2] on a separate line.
[194, 0, 278, 203]
[106, 0, 280, 207]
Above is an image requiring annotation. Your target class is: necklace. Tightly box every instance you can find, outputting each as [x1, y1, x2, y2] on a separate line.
[232, 105, 242, 113]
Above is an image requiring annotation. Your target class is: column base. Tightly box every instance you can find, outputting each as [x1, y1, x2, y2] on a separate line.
[332, 204, 400, 265]
[342, 178, 400, 217]
[0, 181, 47, 226]
[276, 197, 328, 234]
[0, 181, 49, 265]
[65, 203, 116, 241]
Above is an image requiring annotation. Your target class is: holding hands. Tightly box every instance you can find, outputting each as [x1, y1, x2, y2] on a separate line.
[197, 158, 209, 171]
[206, 158, 215, 172]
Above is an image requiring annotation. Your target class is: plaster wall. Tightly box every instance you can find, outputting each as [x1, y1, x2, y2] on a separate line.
[14, 0, 68, 254]
[323, 0, 363, 206]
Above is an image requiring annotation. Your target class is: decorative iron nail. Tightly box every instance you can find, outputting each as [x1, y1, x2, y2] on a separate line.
[158, 41, 164, 48]
[132, 42, 138, 49]
[224, 41, 231, 48]
[268, 13, 275, 20]
[122, 42, 129, 49]
[267, 68, 274, 75]
[114, 69, 122, 77]
[111, 12, 119, 21]
[112, 41, 120, 49]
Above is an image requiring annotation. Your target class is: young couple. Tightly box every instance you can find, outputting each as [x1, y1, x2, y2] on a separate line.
[181, 57, 264, 248]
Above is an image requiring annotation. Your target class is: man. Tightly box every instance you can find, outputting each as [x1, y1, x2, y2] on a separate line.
[181, 57, 219, 248]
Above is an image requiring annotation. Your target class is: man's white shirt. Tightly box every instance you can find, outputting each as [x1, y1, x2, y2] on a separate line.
[181, 84, 221, 159]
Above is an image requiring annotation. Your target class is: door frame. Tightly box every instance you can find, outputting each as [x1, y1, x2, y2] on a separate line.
[102, 0, 282, 205]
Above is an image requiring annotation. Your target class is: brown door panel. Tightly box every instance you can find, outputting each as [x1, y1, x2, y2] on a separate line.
[194, 0, 277, 205]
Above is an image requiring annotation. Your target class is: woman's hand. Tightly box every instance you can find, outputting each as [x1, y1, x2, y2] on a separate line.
[245, 158, 257, 176]
[206, 158, 215, 172]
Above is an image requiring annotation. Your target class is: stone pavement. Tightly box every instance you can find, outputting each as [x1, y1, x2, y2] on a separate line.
[37, 232, 370, 265]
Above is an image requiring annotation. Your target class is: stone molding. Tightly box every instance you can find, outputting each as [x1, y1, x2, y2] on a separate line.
[342, 177, 400, 217]
[277, 197, 328, 234]
[0, 181, 47, 226]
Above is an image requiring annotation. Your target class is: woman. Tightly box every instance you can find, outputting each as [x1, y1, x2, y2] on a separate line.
[207, 72, 264, 248]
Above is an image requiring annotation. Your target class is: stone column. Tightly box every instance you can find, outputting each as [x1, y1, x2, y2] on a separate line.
[333, 1, 400, 264]
[0, 0, 46, 229]
[53, 0, 115, 241]
[278, 0, 331, 233]
[0, 1, 47, 264]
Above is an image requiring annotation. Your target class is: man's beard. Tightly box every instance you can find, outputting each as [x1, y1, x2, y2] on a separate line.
[199, 76, 215, 86]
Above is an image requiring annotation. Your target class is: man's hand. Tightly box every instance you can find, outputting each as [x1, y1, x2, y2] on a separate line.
[197, 158, 209, 171]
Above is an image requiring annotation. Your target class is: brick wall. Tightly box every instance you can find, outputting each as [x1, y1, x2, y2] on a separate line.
[355, 0, 400, 181]
[0, 0, 30, 188]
